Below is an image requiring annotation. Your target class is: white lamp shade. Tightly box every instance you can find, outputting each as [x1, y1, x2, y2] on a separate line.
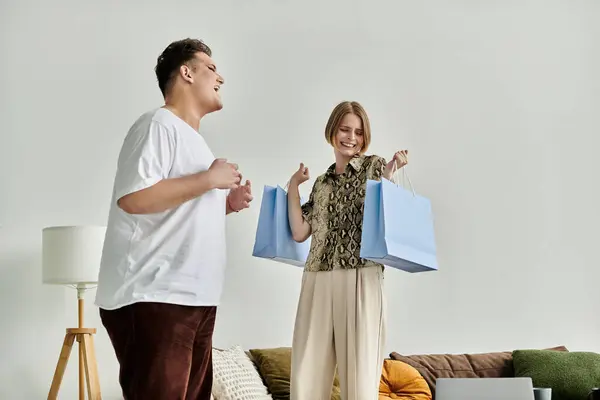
[42, 226, 107, 285]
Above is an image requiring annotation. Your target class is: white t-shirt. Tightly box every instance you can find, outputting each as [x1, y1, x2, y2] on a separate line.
[95, 108, 227, 310]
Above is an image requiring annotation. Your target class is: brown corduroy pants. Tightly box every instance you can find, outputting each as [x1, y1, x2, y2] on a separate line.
[99, 302, 216, 400]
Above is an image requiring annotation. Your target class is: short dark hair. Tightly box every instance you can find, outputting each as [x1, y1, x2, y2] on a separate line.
[154, 38, 212, 97]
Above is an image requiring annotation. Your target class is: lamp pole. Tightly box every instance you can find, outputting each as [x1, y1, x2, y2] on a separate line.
[78, 284, 85, 400]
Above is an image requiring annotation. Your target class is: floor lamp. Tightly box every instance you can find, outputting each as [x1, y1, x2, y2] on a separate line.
[42, 225, 106, 400]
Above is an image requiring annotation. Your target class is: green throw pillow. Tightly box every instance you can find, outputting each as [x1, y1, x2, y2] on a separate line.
[512, 349, 600, 400]
[248, 347, 341, 400]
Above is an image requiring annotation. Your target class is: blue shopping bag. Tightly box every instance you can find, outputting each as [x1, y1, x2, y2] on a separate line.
[360, 173, 438, 273]
[252, 185, 311, 267]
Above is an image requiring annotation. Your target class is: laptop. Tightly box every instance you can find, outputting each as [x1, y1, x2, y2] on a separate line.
[436, 377, 535, 400]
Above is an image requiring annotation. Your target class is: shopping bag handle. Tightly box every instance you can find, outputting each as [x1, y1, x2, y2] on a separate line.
[391, 160, 416, 197]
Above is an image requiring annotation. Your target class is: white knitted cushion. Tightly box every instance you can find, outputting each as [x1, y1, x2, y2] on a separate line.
[212, 345, 273, 400]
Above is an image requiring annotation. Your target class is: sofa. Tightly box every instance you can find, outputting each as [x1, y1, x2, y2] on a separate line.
[210, 344, 600, 400]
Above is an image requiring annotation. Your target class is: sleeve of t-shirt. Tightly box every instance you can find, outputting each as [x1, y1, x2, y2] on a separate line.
[113, 121, 175, 202]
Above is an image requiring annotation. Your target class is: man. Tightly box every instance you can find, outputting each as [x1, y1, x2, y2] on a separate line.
[95, 38, 252, 400]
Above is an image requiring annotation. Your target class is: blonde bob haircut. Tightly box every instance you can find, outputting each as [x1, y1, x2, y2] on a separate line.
[324, 101, 372, 155]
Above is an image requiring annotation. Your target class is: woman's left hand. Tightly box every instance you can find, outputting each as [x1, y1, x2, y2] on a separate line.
[383, 150, 408, 180]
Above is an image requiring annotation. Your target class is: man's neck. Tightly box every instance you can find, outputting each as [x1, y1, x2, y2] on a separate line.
[163, 95, 205, 131]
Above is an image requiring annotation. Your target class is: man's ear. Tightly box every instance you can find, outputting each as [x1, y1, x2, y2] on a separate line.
[180, 64, 193, 84]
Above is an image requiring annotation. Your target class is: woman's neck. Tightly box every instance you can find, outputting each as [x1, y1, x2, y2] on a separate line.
[334, 152, 352, 175]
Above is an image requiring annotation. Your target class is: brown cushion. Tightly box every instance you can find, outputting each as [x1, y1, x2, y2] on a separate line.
[389, 346, 568, 397]
[248, 347, 341, 400]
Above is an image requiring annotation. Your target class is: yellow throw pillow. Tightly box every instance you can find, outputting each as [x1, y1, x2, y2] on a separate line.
[379, 359, 432, 400]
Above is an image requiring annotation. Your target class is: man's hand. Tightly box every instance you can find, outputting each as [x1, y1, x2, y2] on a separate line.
[227, 180, 253, 213]
[208, 158, 242, 190]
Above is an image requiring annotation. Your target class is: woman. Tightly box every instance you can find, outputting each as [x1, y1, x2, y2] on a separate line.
[287, 100, 408, 400]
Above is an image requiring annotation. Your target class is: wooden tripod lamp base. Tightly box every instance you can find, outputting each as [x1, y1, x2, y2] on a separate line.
[47, 290, 102, 400]
[48, 327, 101, 399]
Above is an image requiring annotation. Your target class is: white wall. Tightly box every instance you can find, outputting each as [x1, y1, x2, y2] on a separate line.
[1, 0, 599, 398]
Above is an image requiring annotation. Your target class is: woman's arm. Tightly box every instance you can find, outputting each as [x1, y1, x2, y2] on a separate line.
[288, 181, 312, 242]
[288, 163, 312, 242]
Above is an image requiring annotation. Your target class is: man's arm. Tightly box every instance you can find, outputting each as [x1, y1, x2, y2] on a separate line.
[118, 171, 215, 215]
[114, 120, 240, 215]
[225, 194, 235, 215]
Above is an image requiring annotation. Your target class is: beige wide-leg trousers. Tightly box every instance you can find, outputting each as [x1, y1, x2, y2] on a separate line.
[290, 266, 386, 400]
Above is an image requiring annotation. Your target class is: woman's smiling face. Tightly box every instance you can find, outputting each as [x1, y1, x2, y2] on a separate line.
[333, 113, 365, 159]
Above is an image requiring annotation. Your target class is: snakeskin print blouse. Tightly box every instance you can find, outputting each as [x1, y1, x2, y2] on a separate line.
[301, 154, 386, 272]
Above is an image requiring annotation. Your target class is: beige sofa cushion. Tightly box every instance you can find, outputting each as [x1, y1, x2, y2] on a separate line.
[212, 345, 273, 399]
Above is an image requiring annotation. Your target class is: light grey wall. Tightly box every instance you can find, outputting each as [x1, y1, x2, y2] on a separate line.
[1, 0, 598, 398]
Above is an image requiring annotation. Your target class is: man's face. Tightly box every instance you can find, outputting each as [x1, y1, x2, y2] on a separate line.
[185, 52, 224, 113]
